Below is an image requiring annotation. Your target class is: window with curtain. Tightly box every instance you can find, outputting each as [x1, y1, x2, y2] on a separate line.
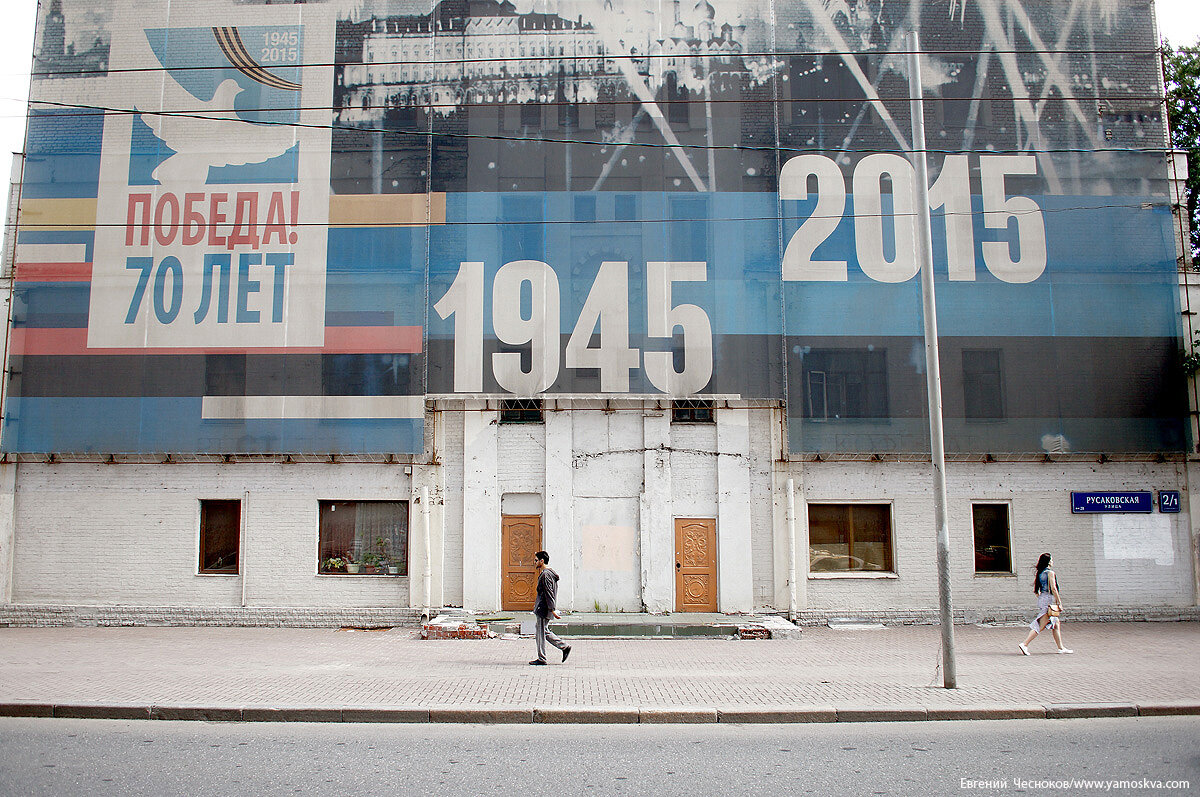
[318, 501, 408, 575]
[808, 503, 893, 573]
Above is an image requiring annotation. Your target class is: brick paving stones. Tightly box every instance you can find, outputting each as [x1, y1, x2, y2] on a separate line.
[0, 622, 1196, 722]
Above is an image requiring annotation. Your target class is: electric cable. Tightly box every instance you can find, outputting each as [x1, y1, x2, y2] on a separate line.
[22, 98, 1182, 158]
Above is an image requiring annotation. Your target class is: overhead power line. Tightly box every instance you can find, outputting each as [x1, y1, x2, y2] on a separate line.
[26, 44, 1168, 81]
[23, 98, 1180, 159]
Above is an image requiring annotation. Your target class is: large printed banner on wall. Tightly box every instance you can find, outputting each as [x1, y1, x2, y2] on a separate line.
[4, 0, 1186, 455]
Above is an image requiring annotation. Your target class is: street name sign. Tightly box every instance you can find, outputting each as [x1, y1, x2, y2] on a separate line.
[1070, 492, 1152, 513]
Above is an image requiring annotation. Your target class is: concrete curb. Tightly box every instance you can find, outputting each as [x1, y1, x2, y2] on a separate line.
[534, 707, 640, 723]
[342, 707, 430, 723]
[925, 705, 1046, 721]
[1136, 702, 1200, 716]
[1, 702, 1197, 724]
[150, 706, 243, 722]
[428, 707, 534, 723]
[835, 706, 928, 723]
[640, 708, 718, 724]
[716, 706, 837, 723]
[1045, 702, 1138, 719]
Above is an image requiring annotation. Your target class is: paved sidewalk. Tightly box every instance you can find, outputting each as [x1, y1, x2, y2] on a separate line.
[1, 621, 1198, 723]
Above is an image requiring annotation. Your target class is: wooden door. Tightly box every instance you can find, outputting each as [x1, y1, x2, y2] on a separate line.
[675, 518, 717, 612]
[501, 515, 542, 611]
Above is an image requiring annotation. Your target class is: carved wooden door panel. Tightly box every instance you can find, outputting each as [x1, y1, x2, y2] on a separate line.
[675, 518, 717, 612]
[500, 515, 542, 611]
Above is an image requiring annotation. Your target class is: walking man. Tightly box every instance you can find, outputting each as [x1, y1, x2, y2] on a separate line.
[530, 550, 572, 665]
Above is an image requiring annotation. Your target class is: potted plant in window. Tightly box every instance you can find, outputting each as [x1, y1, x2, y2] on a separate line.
[321, 556, 345, 574]
[344, 551, 361, 574]
[372, 536, 399, 575]
[361, 551, 383, 574]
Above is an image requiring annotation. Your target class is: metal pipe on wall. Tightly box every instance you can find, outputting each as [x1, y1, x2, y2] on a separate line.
[786, 477, 797, 621]
[421, 485, 431, 617]
[239, 489, 249, 608]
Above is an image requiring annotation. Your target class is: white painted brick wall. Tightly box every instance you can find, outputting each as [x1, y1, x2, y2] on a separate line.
[11, 421, 1194, 614]
[783, 460, 1195, 612]
[563, 410, 644, 611]
[11, 463, 412, 608]
[573, 411, 644, 499]
[497, 422, 546, 493]
[747, 407, 778, 608]
[441, 410, 465, 606]
[670, 420, 718, 518]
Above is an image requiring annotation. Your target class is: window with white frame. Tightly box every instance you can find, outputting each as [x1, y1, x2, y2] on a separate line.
[318, 501, 408, 575]
[808, 503, 894, 573]
[199, 499, 240, 574]
[972, 503, 1012, 573]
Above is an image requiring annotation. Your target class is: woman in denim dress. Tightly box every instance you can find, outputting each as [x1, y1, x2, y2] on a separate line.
[1018, 553, 1072, 655]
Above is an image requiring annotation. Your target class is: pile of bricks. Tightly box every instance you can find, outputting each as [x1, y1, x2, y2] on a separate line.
[737, 625, 771, 640]
[421, 623, 489, 640]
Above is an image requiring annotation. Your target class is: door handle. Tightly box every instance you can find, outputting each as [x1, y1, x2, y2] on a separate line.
[675, 562, 681, 569]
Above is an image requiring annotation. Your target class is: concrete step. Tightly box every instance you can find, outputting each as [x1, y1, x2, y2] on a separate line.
[460, 612, 802, 639]
[550, 619, 743, 638]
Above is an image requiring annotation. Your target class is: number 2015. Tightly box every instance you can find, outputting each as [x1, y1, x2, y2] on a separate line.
[781, 153, 1047, 284]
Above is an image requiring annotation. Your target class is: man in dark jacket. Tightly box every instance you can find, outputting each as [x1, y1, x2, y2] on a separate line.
[530, 550, 572, 665]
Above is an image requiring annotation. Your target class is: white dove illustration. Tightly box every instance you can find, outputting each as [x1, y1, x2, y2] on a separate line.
[138, 76, 299, 185]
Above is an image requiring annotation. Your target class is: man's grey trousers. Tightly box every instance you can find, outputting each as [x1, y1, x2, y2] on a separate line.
[535, 615, 568, 661]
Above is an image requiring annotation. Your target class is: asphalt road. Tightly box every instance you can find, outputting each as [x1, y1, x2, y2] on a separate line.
[1, 716, 1197, 796]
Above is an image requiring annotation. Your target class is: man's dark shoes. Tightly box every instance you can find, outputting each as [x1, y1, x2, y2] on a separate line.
[529, 659, 547, 665]
[562, 645, 572, 663]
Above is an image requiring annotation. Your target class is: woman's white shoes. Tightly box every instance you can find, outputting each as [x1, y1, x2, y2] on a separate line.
[1019, 643, 1073, 654]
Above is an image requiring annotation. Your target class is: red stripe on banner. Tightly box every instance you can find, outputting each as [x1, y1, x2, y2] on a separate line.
[9, 326, 424, 356]
[15, 262, 93, 282]
[322, 326, 423, 353]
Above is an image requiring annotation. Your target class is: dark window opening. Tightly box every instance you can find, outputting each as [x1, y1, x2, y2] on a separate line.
[803, 349, 889, 419]
[574, 195, 596, 222]
[520, 102, 541, 127]
[666, 71, 689, 126]
[199, 499, 240, 574]
[963, 349, 1005, 419]
[672, 398, 714, 423]
[500, 398, 544, 424]
[669, 197, 708, 261]
[808, 503, 893, 573]
[972, 503, 1012, 573]
[614, 194, 637, 220]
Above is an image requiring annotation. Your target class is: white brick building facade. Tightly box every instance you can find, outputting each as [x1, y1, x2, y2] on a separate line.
[2, 405, 1195, 619]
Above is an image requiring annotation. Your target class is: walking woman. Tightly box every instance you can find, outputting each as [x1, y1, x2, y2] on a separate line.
[1018, 553, 1072, 655]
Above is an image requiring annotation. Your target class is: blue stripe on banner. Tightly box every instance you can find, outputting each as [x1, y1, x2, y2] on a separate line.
[22, 109, 104, 199]
[326, 227, 426, 273]
[784, 275, 1180, 338]
[12, 283, 90, 328]
[325, 273, 427, 327]
[418, 191, 1179, 339]
[1, 397, 423, 454]
[325, 227, 427, 327]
